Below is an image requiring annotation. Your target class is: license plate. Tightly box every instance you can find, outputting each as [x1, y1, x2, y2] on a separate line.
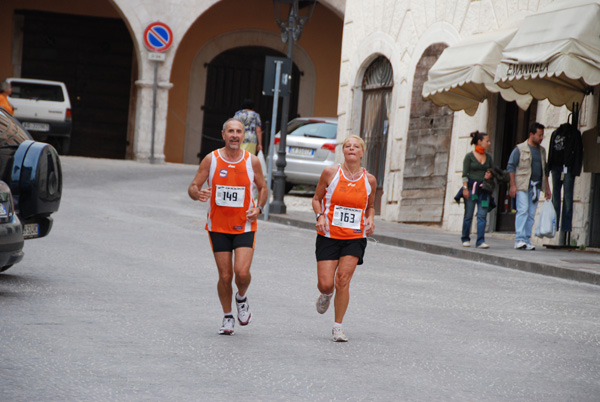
[23, 122, 50, 132]
[288, 146, 314, 156]
[23, 223, 40, 239]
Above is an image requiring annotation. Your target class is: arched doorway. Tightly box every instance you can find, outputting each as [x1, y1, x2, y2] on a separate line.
[199, 46, 300, 159]
[360, 56, 393, 215]
[399, 43, 453, 223]
[15, 10, 134, 159]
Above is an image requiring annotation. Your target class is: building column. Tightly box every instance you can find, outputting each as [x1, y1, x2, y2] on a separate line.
[133, 78, 173, 163]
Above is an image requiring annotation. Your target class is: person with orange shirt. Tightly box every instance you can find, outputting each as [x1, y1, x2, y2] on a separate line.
[188, 118, 267, 335]
[0, 81, 14, 115]
[312, 135, 376, 342]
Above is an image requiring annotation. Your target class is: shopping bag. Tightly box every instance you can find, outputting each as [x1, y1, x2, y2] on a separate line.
[535, 201, 556, 239]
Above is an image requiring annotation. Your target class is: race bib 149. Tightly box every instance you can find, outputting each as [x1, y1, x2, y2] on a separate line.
[215, 185, 245, 207]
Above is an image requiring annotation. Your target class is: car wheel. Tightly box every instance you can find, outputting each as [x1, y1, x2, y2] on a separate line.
[0, 264, 13, 273]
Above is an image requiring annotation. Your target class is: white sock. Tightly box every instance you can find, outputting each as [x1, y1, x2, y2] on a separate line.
[322, 293, 333, 298]
[224, 312, 233, 317]
[236, 292, 246, 302]
[333, 322, 342, 328]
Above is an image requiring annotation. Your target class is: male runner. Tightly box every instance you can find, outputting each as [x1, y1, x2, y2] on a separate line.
[188, 118, 268, 335]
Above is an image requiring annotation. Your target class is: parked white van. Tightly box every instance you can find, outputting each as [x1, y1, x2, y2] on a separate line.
[7, 78, 72, 154]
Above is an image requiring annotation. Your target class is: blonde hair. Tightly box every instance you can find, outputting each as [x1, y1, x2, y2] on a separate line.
[342, 135, 365, 152]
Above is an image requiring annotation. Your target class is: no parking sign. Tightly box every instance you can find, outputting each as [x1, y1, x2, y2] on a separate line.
[143, 22, 173, 53]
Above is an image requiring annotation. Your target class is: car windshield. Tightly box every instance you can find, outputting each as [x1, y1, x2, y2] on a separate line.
[10, 82, 65, 102]
[289, 122, 336, 139]
[0, 109, 32, 146]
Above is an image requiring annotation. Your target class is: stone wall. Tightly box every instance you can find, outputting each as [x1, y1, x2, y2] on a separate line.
[337, 0, 598, 246]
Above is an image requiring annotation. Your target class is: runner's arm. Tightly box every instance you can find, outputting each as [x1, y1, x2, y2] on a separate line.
[313, 166, 336, 233]
[247, 155, 268, 221]
[188, 153, 212, 202]
[365, 173, 377, 236]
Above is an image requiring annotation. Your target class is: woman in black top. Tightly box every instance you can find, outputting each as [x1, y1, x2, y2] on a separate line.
[461, 131, 493, 248]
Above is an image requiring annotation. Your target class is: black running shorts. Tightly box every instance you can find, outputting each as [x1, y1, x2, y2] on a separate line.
[209, 231, 256, 252]
[315, 235, 367, 265]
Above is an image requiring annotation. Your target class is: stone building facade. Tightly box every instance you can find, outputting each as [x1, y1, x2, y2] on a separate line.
[1, 0, 345, 162]
[336, 0, 600, 247]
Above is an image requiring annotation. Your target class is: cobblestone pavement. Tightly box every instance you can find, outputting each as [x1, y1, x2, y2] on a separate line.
[1, 157, 599, 401]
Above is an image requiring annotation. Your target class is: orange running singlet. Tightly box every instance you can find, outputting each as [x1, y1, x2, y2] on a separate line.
[205, 149, 256, 234]
[317, 164, 371, 239]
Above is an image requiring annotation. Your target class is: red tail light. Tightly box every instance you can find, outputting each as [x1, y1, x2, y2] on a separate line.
[66, 109, 72, 120]
[274, 137, 280, 145]
[321, 143, 336, 152]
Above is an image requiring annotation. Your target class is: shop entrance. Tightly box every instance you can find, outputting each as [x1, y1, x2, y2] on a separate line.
[494, 99, 537, 232]
[199, 46, 300, 160]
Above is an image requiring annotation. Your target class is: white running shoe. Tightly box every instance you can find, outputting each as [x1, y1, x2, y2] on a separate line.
[219, 316, 235, 335]
[462, 241, 470, 247]
[316, 293, 333, 314]
[477, 242, 490, 249]
[332, 326, 348, 342]
[236, 294, 252, 326]
[525, 243, 536, 251]
[514, 241, 527, 249]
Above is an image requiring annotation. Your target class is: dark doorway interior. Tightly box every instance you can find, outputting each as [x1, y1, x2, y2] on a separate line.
[589, 174, 600, 247]
[200, 46, 300, 160]
[17, 10, 133, 159]
[494, 99, 537, 232]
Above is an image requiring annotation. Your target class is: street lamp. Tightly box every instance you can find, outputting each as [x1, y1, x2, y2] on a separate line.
[270, 0, 317, 214]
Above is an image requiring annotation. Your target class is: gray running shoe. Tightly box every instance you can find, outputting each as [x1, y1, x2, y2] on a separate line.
[514, 241, 527, 249]
[316, 293, 333, 314]
[525, 243, 536, 251]
[332, 326, 348, 342]
[236, 294, 252, 326]
[219, 316, 235, 335]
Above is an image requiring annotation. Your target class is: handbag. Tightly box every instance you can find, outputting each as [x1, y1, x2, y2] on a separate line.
[535, 201, 557, 238]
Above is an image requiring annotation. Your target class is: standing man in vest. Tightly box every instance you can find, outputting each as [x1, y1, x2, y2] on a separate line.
[507, 122, 552, 250]
[188, 118, 268, 335]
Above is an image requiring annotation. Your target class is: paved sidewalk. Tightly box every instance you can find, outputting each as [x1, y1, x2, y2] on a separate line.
[265, 209, 600, 286]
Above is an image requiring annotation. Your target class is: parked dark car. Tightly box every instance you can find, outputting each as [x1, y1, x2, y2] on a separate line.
[0, 107, 62, 272]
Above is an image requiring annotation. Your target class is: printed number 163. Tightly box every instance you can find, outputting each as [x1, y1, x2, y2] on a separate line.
[340, 212, 355, 223]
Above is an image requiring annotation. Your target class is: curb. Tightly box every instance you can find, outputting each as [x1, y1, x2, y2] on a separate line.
[265, 215, 600, 286]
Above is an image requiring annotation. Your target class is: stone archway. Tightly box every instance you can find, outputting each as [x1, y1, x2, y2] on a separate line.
[184, 30, 316, 164]
[359, 56, 393, 215]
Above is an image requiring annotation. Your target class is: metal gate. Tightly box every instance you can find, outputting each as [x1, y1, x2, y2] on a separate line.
[200, 46, 300, 160]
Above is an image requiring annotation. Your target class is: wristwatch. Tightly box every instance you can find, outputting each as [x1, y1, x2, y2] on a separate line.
[258, 205, 263, 214]
[316, 213, 323, 221]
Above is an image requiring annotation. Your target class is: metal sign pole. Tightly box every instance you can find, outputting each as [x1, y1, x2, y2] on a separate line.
[265, 60, 283, 220]
[150, 60, 158, 164]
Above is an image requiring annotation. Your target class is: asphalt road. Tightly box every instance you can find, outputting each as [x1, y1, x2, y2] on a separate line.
[1, 156, 599, 401]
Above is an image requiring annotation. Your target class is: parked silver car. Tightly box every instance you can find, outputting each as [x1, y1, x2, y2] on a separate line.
[272, 117, 337, 192]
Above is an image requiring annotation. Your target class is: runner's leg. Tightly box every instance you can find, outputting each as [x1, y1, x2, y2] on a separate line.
[213, 252, 234, 314]
[333, 255, 359, 324]
[233, 247, 254, 297]
[317, 260, 338, 295]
